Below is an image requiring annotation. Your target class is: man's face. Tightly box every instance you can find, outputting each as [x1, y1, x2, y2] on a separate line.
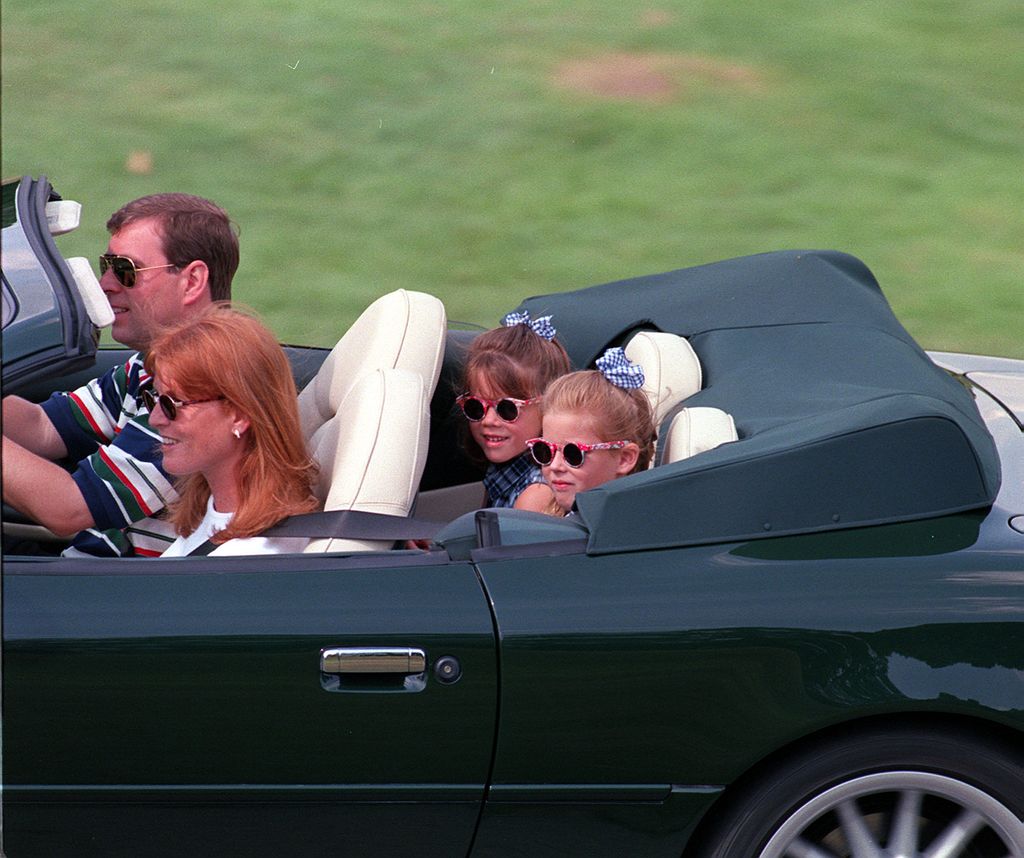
[100, 217, 190, 351]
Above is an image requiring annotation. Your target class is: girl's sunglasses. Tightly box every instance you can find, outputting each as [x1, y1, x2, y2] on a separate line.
[457, 393, 540, 423]
[527, 438, 630, 469]
[142, 388, 225, 421]
[99, 254, 177, 288]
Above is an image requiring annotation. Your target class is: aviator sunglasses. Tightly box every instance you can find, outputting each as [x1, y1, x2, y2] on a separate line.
[99, 254, 177, 288]
[142, 388, 225, 421]
[527, 438, 630, 469]
[456, 393, 540, 423]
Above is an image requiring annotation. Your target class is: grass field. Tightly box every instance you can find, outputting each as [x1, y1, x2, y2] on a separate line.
[3, 0, 1022, 356]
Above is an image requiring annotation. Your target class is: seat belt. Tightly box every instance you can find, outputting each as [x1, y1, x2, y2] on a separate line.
[186, 539, 219, 556]
[260, 509, 445, 541]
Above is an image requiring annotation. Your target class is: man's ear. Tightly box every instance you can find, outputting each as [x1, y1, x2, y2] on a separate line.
[179, 260, 211, 307]
[615, 443, 640, 476]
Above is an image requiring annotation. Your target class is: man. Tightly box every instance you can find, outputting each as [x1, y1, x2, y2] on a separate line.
[3, 193, 239, 555]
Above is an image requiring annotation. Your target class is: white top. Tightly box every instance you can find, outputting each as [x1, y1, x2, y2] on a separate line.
[161, 496, 309, 557]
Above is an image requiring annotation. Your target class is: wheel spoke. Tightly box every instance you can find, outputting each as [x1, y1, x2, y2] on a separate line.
[889, 789, 924, 858]
[922, 808, 986, 858]
[836, 798, 886, 858]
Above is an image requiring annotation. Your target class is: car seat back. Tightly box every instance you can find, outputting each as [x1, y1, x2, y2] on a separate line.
[304, 368, 430, 553]
[660, 406, 738, 463]
[623, 331, 703, 463]
[298, 289, 446, 441]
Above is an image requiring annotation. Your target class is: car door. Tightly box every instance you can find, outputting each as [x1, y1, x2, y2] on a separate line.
[3, 549, 497, 858]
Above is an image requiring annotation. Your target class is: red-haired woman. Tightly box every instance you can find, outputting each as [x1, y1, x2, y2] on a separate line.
[143, 304, 318, 555]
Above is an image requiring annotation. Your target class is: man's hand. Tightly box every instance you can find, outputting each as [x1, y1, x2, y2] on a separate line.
[2, 436, 94, 536]
[2, 396, 68, 460]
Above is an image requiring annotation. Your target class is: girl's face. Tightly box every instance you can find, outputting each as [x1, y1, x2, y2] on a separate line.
[539, 410, 639, 513]
[465, 372, 543, 465]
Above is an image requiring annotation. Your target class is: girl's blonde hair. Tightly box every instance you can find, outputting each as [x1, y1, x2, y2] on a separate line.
[144, 304, 319, 542]
[542, 370, 656, 474]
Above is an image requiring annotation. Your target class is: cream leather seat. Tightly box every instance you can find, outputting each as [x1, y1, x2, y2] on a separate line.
[659, 406, 738, 463]
[299, 290, 446, 553]
[624, 330, 703, 427]
[623, 330, 738, 464]
[298, 289, 446, 440]
[304, 369, 430, 553]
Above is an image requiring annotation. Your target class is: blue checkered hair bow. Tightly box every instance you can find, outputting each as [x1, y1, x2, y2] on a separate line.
[596, 347, 645, 389]
[502, 310, 557, 341]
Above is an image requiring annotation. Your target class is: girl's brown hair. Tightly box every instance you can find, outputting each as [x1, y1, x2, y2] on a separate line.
[458, 322, 572, 462]
[542, 370, 657, 474]
[461, 323, 571, 400]
[144, 304, 318, 542]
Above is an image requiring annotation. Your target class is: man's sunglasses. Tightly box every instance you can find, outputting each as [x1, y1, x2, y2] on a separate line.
[527, 438, 629, 469]
[456, 394, 540, 423]
[99, 254, 177, 288]
[142, 388, 225, 421]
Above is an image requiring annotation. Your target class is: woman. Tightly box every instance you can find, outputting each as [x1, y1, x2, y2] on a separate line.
[143, 304, 319, 555]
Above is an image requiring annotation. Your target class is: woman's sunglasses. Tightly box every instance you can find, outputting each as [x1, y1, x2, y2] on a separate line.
[142, 388, 225, 421]
[457, 393, 540, 423]
[527, 438, 629, 469]
[99, 254, 177, 288]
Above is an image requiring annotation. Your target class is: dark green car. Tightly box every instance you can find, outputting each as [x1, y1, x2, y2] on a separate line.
[4, 176, 1023, 857]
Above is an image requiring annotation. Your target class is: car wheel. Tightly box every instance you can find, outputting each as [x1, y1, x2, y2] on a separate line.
[696, 726, 1024, 858]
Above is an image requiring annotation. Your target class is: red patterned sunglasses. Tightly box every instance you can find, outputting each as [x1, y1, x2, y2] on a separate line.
[527, 438, 629, 469]
[457, 394, 540, 423]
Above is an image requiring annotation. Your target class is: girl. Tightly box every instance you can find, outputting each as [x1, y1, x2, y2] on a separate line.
[144, 304, 319, 555]
[458, 310, 571, 511]
[527, 347, 656, 516]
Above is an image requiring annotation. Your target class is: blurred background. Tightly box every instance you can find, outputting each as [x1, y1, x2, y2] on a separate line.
[3, 0, 1021, 356]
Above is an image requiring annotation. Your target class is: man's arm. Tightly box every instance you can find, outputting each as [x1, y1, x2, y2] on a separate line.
[2, 396, 69, 460]
[2, 436, 94, 536]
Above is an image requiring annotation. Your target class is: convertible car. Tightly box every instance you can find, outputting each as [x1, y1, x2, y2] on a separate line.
[3, 175, 1023, 857]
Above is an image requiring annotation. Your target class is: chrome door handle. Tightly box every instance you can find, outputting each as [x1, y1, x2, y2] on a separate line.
[320, 647, 426, 675]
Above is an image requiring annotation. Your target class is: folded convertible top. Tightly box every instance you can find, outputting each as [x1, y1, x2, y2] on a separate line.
[512, 250, 1000, 552]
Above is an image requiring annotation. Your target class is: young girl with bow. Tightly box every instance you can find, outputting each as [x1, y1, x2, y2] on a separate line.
[457, 311, 571, 511]
[527, 348, 656, 516]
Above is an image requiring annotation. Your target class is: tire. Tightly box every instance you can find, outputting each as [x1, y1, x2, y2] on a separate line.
[695, 725, 1024, 858]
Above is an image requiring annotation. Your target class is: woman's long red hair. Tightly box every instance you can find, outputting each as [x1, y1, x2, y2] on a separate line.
[145, 304, 318, 542]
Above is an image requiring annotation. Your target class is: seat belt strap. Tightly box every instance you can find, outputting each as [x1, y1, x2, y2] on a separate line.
[260, 509, 445, 541]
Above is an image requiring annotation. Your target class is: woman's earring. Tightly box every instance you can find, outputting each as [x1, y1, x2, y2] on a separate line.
[232, 428, 242, 439]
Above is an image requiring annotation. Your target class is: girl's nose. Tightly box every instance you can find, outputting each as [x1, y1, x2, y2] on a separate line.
[546, 449, 567, 471]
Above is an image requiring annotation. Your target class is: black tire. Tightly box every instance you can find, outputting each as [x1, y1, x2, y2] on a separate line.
[695, 725, 1024, 858]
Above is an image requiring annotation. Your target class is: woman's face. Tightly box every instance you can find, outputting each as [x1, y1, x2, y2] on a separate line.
[148, 373, 248, 495]
[539, 410, 638, 513]
[465, 371, 543, 465]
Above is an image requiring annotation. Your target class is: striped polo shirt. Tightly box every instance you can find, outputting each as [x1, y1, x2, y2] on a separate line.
[42, 352, 178, 556]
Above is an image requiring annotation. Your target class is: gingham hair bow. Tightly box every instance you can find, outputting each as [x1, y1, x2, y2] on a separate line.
[596, 347, 645, 389]
[502, 310, 557, 341]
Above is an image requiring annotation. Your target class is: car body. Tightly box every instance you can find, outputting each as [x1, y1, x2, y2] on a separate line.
[3, 176, 1023, 858]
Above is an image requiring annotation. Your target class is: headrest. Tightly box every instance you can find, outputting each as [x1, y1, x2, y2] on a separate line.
[624, 331, 702, 426]
[298, 289, 446, 439]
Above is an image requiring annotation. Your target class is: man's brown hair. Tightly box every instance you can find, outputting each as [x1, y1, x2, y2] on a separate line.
[107, 193, 239, 300]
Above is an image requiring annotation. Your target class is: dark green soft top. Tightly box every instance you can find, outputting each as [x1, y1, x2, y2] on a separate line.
[511, 250, 1000, 553]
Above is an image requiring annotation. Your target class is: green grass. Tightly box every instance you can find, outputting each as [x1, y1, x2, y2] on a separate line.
[4, 0, 1022, 355]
